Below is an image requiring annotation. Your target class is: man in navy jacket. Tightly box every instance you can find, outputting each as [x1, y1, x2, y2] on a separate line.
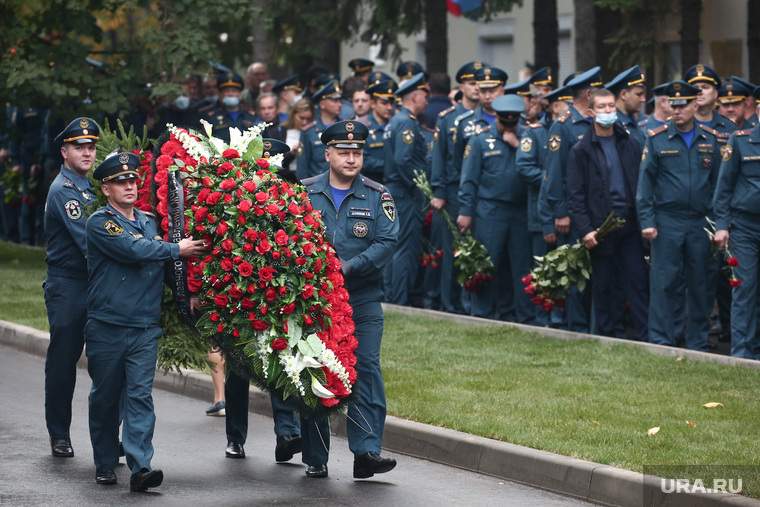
[566, 88, 649, 341]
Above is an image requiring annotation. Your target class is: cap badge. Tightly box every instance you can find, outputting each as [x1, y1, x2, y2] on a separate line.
[696, 64, 705, 74]
[345, 122, 355, 132]
[673, 82, 682, 91]
[119, 153, 130, 164]
[726, 83, 734, 91]
[263, 140, 272, 149]
[227, 72, 234, 80]
[474, 61, 482, 70]
[484, 68, 491, 76]
[79, 119, 89, 128]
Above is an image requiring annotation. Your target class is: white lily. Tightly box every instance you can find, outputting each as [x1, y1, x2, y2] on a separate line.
[311, 376, 335, 399]
[295, 351, 322, 370]
[199, 119, 214, 138]
[229, 127, 243, 151]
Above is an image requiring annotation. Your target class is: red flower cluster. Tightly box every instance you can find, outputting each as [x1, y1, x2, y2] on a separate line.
[153, 135, 200, 238]
[419, 249, 442, 268]
[423, 207, 434, 229]
[132, 149, 155, 213]
[463, 272, 493, 292]
[149, 130, 358, 409]
[521, 274, 565, 312]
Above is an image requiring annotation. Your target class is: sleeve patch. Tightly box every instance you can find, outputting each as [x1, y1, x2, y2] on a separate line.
[520, 137, 533, 152]
[103, 220, 124, 235]
[549, 135, 561, 152]
[463, 144, 472, 159]
[382, 201, 396, 222]
[641, 147, 648, 162]
[721, 145, 732, 162]
[64, 200, 82, 220]
[402, 129, 414, 144]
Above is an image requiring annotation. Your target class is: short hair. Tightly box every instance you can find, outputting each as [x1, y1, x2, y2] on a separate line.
[257, 92, 278, 109]
[342, 76, 366, 100]
[185, 74, 202, 88]
[589, 88, 614, 109]
[428, 72, 451, 95]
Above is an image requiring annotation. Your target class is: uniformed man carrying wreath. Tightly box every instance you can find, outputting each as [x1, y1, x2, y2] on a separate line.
[85, 153, 205, 490]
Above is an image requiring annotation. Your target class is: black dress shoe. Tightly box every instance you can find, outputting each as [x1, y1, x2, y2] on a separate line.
[353, 451, 397, 479]
[50, 437, 74, 457]
[96, 469, 117, 485]
[275, 434, 302, 462]
[130, 468, 163, 492]
[225, 441, 245, 458]
[305, 464, 328, 478]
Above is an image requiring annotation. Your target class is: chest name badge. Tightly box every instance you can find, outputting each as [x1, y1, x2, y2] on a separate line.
[353, 221, 369, 237]
[382, 201, 396, 222]
[104, 220, 124, 235]
[349, 209, 373, 219]
[702, 155, 712, 167]
[64, 200, 82, 220]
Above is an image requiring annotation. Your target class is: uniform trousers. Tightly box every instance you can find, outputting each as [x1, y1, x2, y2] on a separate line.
[225, 369, 300, 443]
[729, 216, 760, 358]
[384, 184, 423, 306]
[43, 272, 87, 439]
[648, 213, 711, 351]
[437, 184, 465, 314]
[85, 319, 160, 473]
[470, 200, 532, 323]
[302, 296, 386, 465]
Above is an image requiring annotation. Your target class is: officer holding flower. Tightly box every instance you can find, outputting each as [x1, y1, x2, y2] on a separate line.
[300, 120, 399, 479]
[713, 85, 760, 359]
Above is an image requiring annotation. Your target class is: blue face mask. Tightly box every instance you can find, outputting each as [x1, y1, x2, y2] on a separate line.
[174, 96, 190, 110]
[204, 95, 218, 104]
[594, 111, 617, 128]
[222, 96, 240, 108]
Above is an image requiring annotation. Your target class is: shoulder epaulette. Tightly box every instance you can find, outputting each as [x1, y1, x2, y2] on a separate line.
[557, 110, 572, 123]
[454, 109, 474, 126]
[360, 177, 384, 192]
[638, 118, 649, 127]
[735, 129, 751, 136]
[439, 105, 457, 118]
[699, 125, 719, 136]
[303, 121, 316, 130]
[62, 177, 74, 188]
[356, 115, 372, 128]
[529, 122, 545, 129]
[475, 125, 491, 135]
[301, 175, 320, 186]
[648, 124, 668, 137]
[104, 209, 116, 216]
[407, 112, 417, 120]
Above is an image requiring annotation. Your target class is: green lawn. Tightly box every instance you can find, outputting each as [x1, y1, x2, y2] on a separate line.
[2, 240, 759, 496]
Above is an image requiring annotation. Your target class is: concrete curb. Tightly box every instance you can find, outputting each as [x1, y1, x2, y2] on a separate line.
[3, 317, 758, 507]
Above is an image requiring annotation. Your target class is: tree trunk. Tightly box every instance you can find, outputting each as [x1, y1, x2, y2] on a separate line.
[250, 0, 268, 64]
[424, 0, 448, 74]
[594, 4, 620, 76]
[748, 0, 760, 83]
[573, 0, 596, 71]
[680, 0, 701, 71]
[533, 0, 558, 80]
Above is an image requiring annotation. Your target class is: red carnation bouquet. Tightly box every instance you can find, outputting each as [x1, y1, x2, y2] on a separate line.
[143, 122, 358, 416]
[704, 217, 741, 287]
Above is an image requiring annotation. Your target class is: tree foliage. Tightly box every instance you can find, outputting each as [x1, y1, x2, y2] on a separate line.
[0, 0, 260, 124]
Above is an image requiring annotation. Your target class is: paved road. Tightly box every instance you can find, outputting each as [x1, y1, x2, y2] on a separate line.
[0, 345, 597, 506]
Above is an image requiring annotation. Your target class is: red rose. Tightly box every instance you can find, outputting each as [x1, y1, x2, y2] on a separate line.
[258, 266, 276, 282]
[210, 312, 220, 322]
[229, 285, 244, 299]
[214, 294, 229, 308]
[221, 257, 234, 271]
[255, 191, 269, 204]
[241, 298, 255, 309]
[242, 180, 257, 192]
[256, 158, 270, 169]
[282, 302, 296, 315]
[216, 221, 228, 236]
[223, 148, 240, 159]
[321, 397, 340, 408]
[302, 243, 314, 256]
[275, 229, 289, 246]
[251, 319, 269, 331]
[221, 238, 234, 251]
[243, 243, 253, 252]
[727, 257, 739, 267]
[256, 239, 271, 254]
[232, 328, 240, 338]
[521, 274, 533, 285]
[264, 288, 277, 301]
[238, 262, 253, 277]
[271, 250, 281, 260]
[219, 162, 234, 173]
[233, 256, 243, 264]
[217, 324, 225, 333]
[295, 257, 307, 266]
[301, 284, 315, 299]
[206, 192, 222, 205]
[271, 338, 288, 351]
[288, 202, 301, 215]
[266, 203, 279, 214]
[542, 300, 555, 311]
[730, 279, 742, 287]
[224, 194, 234, 204]
[524, 284, 536, 295]
[238, 199, 252, 213]
[303, 314, 313, 325]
